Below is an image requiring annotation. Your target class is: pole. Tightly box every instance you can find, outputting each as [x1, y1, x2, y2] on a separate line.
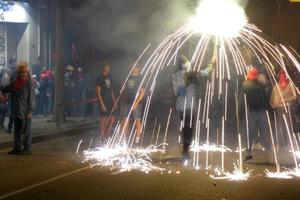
[54, 0, 65, 128]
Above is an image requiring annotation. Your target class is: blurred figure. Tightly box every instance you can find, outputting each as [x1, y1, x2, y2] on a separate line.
[76, 67, 88, 116]
[64, 65, 76, 116]
[0, 91, 8, 129]
[32, 74, 40, 115]
[1, 61, 35, 155]
[171, 55, 212, 161]
[239, 67, 270, 162]
[270, 69, 297, 149]
[46, 70, 54, 114]
[120, 66, 145, 144]
[39, 67, 49, 115]
[96, 63, 116, 140]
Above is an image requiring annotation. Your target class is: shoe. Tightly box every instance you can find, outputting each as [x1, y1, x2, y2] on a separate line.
[8, 149, 21, 155]
[6, 129, 12, 134]
[20, 150, 32, 155]
[243, 155, 253, 162]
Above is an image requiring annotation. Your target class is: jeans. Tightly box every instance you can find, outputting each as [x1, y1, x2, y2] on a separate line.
[180, 112, 194, 157]
[13, 118, 32, 151]
[246, 109, 270, 156]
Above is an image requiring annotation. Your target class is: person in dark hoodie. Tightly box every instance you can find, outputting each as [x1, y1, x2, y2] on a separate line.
[239, 67, 271, 162]
[1, 61, 35, 155]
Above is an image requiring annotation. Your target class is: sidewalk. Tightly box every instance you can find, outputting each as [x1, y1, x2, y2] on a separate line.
[0, 116, 98, 148]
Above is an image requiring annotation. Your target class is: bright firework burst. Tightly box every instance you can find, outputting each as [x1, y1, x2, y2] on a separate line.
[83, 142, 165, 173]
[265, 169, 293, 179]
[212, 163, 252, 181]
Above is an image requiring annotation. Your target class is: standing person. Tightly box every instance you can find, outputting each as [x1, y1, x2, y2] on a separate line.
[46, 70, 54, 114]
[6, 67, 17, 134]
[120, 66, 145, 144]
[31, 74, 40, 115]
[76, 67, 88, 116]
[0, 91, 8, 129]
[96, 63, 116, 140]
[64, 65, 76, 116]
[1, 61, 35, 155]
[270, 69, 297, 149]
[171, 55, 212, 161]
[239, 67, 271, 162]
[39, 67, 50, 115]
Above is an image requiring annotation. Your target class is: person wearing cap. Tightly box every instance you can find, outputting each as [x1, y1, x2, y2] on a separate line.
[239, 67, 271, 162]
[270, 69, 297, 150]
[1, 61, 35, 155]
[171, 55, 212, 162]
[96, 63, 116, 141]
[64, 65, 76, 116]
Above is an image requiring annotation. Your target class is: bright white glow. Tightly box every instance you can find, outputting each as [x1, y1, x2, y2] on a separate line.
[212, 163, 252, 181]
[265, 169, 293, 179]
[189, 0, 247, 37]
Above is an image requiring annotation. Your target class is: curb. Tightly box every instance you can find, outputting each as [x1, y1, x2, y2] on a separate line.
[0, 123, 98, 150]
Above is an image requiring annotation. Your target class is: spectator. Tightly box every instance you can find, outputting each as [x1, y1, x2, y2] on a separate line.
[76, 67, 88, 116]
[39, 67, 49, 115]
[1, 61, 35, 155]
[64, 65, 76, 116]
[96, 63, 116, 140]
[47, 70, 54, 114]
[0, 91, 7, 129]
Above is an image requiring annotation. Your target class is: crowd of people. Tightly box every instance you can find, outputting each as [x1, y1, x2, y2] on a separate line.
[1, 57, 300, 162]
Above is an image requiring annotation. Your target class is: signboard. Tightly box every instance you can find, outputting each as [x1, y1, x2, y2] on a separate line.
[0, 1, 28, 23]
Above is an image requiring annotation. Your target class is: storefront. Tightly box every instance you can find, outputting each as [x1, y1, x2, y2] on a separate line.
[0, 0, 50, 69]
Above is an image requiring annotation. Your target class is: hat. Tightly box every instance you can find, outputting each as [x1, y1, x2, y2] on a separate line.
[247, 67, 260, 81]
[17, 61, 29, 73]
[66, 65, 74, 71]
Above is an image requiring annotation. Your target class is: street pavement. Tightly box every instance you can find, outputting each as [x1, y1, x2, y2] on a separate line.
[0, 129, 300, 200]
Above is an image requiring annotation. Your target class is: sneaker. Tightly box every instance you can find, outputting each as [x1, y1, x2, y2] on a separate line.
[8, 149, 21, 155]
[243, 155, 253, 162]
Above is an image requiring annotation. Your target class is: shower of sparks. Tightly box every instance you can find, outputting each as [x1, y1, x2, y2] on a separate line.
[265, 169, 293, 179]
[289, 167, 300, 177]
[190, 141, 233, 153]
[83, 143, 165, 173]
[212, 163, 252, 181]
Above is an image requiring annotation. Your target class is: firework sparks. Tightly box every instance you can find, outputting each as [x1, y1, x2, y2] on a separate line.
[190, 141, 233, 153]
[212, 163, 252, 181]
[83, 143, 165, 173]
[265, 169, 293, 179]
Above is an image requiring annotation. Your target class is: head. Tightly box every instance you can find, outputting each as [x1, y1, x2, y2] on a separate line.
[246, 67, 260, 81]
[278, 69, 288, 82]
[32, 74, 37, 80]
[66, 65, 74, 74]
[102, 63, 111, 75]
[131, 66, 140, 77]
[42, 66, 47, 73]
[17, 61, 29, 79]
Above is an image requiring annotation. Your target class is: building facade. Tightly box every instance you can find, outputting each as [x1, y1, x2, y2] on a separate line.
[0, 0, 52, 70]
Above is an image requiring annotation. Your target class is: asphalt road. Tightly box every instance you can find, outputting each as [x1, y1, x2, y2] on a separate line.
[0, 131, 300, 200]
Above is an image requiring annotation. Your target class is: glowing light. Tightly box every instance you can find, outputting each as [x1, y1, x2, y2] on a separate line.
[189, 0, 247, 37]
[83, 143, 165, 173]
[265, 169, 293, 179]
[190, 141, 233, 153]
[212, 163, 252, 181]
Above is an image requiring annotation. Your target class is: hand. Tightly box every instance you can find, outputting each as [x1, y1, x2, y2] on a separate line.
[26, 112, 33, 119]
[101, 105, 107, 112]
[133, 103, 138, 111]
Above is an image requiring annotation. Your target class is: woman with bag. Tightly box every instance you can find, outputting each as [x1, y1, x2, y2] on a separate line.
[270, 69, 297, 150]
